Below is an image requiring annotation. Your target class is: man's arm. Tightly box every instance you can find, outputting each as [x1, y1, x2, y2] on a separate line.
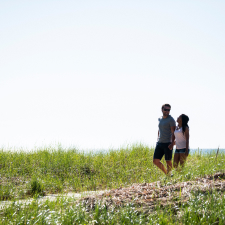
[168, 126, 176, 150]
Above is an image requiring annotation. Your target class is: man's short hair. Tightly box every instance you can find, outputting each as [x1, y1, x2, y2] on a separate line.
[162, 104, 171, 110]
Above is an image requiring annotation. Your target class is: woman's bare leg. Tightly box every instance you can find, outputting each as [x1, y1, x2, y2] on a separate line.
[173, 153, 180, 169]
[180, 153, 188, 167]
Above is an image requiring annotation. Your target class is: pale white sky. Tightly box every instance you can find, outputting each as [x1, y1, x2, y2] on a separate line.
[0, 1, 225, 150]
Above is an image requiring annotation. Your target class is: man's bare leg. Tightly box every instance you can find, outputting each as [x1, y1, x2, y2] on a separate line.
[166, 161, 172, 174]
[153, 159, 167, 174]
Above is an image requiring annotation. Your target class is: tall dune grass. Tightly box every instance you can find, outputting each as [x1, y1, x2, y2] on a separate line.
[0, 144, 224, 200]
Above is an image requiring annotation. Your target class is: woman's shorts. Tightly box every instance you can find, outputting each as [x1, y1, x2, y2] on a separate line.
[153, 142, 173, 161]
[175, 148, 190, 154]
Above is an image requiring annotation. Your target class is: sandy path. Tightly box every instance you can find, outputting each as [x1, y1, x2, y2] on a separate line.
[0, 190, 107, 209]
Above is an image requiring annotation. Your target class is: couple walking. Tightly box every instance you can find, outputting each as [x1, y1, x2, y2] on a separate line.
[153, 103, 189, 174]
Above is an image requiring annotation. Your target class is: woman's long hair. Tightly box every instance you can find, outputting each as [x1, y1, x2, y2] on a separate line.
[181, 114, 189, 135]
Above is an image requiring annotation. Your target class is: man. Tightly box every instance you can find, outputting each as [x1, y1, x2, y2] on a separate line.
[153, 104, 176, 174]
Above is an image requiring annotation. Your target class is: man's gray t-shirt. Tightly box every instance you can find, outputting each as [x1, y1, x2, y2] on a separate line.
[158, 115, 176, 143]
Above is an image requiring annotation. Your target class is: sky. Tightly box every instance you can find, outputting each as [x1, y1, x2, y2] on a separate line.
[0, 0, 225, 151]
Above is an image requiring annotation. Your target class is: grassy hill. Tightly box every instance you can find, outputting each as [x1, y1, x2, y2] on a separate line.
[0, 144, 224, 224]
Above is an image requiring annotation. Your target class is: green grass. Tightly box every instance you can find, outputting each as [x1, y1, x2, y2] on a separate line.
[0, 144, 224, 200]
[1, 189, 225, 224]
[0, 144, 224, 224]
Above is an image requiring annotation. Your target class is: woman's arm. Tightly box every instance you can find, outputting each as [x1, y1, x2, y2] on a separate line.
[185, 127, 189, 156]
[169, 126, 176, 150]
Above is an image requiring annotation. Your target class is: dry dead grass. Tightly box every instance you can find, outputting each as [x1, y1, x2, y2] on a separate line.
[80, 172, 225, 212]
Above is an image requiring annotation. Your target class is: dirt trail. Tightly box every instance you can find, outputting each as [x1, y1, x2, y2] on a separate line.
[0, 190, 106, 209]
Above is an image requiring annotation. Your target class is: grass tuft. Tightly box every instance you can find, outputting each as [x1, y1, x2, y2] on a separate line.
[30, 177, 45, 197]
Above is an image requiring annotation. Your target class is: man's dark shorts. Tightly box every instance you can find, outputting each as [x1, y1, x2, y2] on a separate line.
[153, 142, 173, 161]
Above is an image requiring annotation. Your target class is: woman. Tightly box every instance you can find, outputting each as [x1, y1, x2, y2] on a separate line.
[173, 114, 190, 169]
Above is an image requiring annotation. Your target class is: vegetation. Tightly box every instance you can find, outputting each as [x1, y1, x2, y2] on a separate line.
[0, 144, 224, 224]
[1, 190, 225, 224]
